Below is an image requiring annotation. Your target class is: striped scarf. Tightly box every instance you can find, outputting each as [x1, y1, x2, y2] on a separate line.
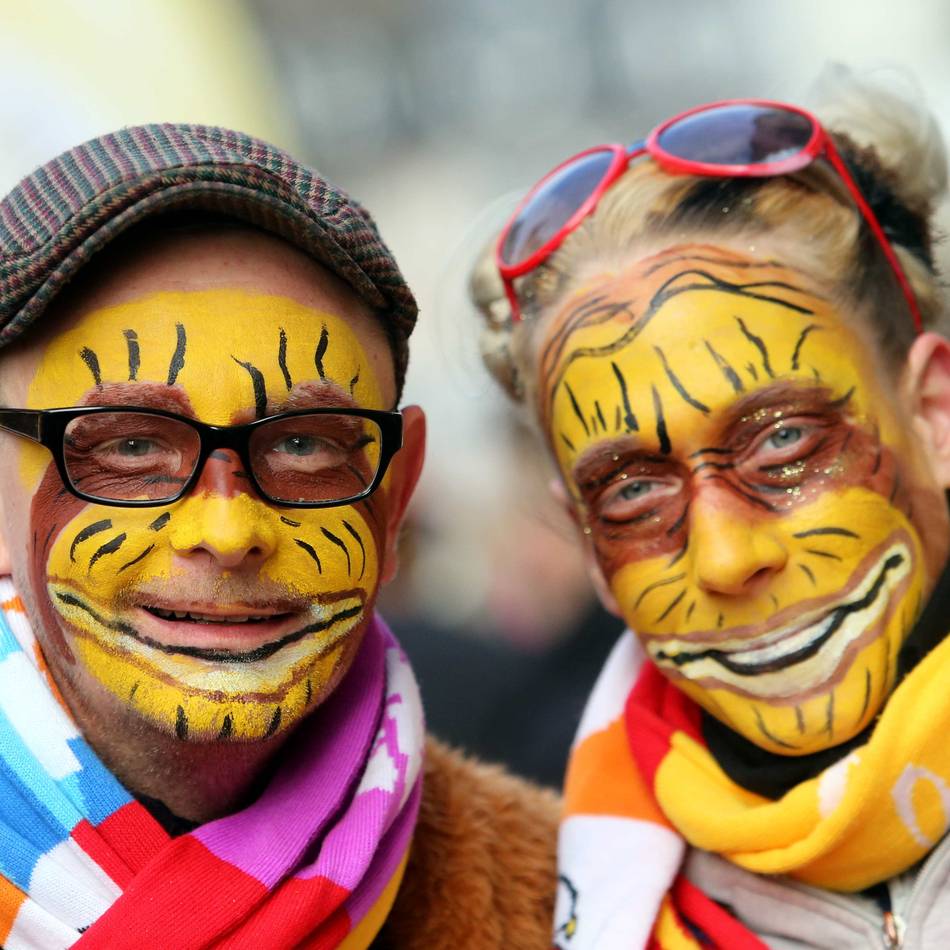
[556, 627, 950, 948]
[0, 577, 423, 949]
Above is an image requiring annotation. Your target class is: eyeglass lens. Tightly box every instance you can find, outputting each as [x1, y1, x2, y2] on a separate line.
[502, 148, 616, 267]
[655, 104, 814, 168]
[63, 411, 383, 505]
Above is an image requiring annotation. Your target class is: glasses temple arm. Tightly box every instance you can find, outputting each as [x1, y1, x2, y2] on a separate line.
[0, 409, 43, 442]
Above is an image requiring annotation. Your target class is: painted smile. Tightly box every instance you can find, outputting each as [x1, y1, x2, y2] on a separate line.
[645, 541, 912, 700]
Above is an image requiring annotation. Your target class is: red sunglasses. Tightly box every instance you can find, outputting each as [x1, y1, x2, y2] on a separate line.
[496, 99, 922, 330]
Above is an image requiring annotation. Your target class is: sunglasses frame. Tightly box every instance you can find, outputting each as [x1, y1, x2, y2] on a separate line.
[496, 98, 922, 330]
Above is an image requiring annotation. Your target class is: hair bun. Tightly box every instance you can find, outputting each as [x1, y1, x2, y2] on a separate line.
[810, 63, 948, 214]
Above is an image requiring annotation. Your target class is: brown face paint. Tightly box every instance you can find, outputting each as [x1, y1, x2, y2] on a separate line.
[538, 245, 942, 755]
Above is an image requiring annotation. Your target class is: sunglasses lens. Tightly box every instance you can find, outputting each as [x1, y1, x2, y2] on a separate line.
[656, 104, 814, 168]
[501, 148, 616, 266]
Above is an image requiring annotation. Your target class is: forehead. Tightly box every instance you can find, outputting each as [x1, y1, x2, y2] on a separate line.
[538, 245, 887, 472]
[2, 227, 396, 411]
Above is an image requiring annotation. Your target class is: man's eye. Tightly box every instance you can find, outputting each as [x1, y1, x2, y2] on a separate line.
[274, 435, 318, 456]
[115, 438, 159, 457]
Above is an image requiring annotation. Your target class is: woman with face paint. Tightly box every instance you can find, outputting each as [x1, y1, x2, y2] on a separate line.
[470, 70, 950, 948]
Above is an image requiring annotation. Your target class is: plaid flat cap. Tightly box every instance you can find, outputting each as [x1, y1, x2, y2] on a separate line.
[0, 124, 417, 387]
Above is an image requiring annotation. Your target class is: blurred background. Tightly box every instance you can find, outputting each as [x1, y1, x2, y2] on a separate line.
[4, 0, 950, 785]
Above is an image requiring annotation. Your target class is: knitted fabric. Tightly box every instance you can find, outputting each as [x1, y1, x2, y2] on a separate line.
[0, 124, 417, 388]
[0, 581, 424, 949]
[556, 626, 950, 948]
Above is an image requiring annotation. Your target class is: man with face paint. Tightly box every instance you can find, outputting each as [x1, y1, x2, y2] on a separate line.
[472, 77, 950, 948]
[0, 126, 558, 948]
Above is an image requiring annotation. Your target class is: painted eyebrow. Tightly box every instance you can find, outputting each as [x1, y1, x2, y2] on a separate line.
[272, 380, 361, 412]
[77, 382, 195, 415]
[688, 381, 851, 456]
[571, 438, 667, 490]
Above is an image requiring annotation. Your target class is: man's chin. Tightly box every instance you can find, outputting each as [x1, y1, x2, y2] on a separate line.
[47, 583, 369, 741]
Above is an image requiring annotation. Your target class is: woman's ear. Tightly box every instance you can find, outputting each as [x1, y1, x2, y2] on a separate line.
[902, 332, 950, 486]
[548, 476, 621, 616]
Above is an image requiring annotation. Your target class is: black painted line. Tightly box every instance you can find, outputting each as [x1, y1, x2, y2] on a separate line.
[560, 433, 575, 452]
[735, 316, 774, 378]
[651, 385, 671, 454]
[655, 346, 710, 414]
[278, 327, 292, 390]
[656, 588, 686, 623]
[315, 325, 329, 379]
[798, 563, 817, 586]
[117, 544, 154, 574]
[124, 329, 140, 381]
[667, 542, 688, 568]
[149, 512, 171, 532]
[805, 548, 842, 561]
[80, 347, 101, 386]
[343, 520, 366, 580]
[795, 706, 805, 735]
[793, 527, 859, 540]
[350, 371, 360, 395]
[167, 323, 186, 385]
[294, 538, 323, 573]
[611, 361, 638, 431]
[176, 705, 189, 740]
[825, 691, 835, 738]
[265, 706, 282, 738]
[859, 667, 872, 723]
[218, 715, 233, 740]
[305, 679, 313, 706]
[790, 324, 820, 371]
[232, 357, 268, 419]
[89, 532, 127, 571]
[322, 527, 351, 575]
[594, 400, 607, 432]
[563, 382, 590, 437]
[666, 503, 690, 537]
[70, 518, 112, 562]
[754, 706, 798, 749]
[704, 339, 744, 393]
[634, 572, 686, 609]
[685, 600, 696, 622]
[280, 515, 302, 527]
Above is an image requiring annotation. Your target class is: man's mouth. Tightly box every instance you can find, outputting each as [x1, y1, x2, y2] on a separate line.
[644, 541, 913, 700]
[144, 607, 288, 624]
[52, 586, 366, 666]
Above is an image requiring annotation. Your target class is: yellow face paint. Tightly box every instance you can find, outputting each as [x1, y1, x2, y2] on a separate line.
[24, 289, 387, 741]
[539, 245, 942, 755]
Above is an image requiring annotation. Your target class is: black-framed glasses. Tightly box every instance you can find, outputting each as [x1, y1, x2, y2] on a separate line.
[0, 405, 403, 508]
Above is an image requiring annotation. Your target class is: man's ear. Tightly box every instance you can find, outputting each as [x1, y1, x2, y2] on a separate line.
[902, 332, 950, 486]
[380, 405, 426, 584]
[0, 528, 11, 575]
[548, 475, 621, 617]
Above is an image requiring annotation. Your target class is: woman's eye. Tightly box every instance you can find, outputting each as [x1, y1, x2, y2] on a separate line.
[618, 479, 656, 499]
[766, 425, 803, 450]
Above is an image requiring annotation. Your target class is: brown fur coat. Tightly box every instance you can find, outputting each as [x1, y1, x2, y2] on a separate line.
[378, 737, 561, 949]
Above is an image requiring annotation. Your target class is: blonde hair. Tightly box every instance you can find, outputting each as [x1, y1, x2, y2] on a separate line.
[470, 72, 947, 403]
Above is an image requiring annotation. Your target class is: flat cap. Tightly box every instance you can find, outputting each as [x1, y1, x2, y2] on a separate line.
[0, 124, 417, 387]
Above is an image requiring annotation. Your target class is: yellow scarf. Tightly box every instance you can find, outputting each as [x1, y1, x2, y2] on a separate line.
[555, 629, 950, 948]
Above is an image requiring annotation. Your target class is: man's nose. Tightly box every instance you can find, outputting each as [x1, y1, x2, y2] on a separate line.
[168, 451, 278, 568]
[689, 492, 788, 596]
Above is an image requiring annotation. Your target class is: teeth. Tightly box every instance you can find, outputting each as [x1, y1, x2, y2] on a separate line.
[149, 608, 274, 624]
